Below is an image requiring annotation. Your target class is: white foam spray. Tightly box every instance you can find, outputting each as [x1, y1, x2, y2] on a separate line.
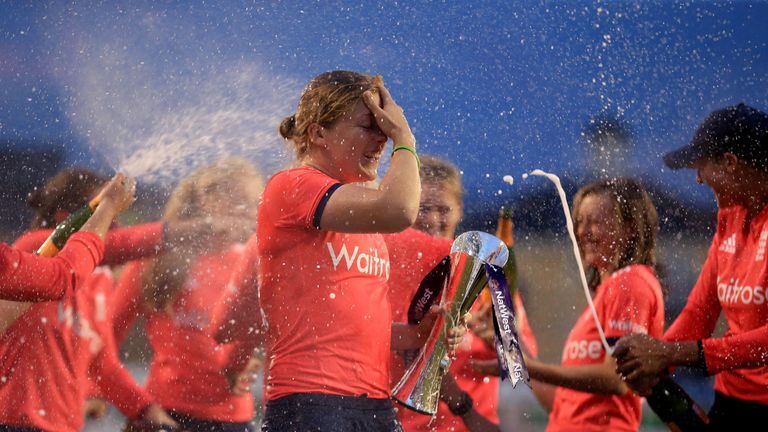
[525, 169, 612, 354]
[47, 5, 299, 185]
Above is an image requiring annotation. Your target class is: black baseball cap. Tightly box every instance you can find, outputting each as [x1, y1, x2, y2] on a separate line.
[663, 103, 768, 169]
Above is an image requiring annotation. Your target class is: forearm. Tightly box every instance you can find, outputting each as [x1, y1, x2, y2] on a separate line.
[441, 374, 501, 432]
[703, 326, 768, 373]
[102, 222, 165, 265]
[661, 340, 700, 369]
[92, 351, 153, 419]
[527, 359, 627, 396]
[80, 199, 122, 240]
[376, 143, 420, 225]
[0, 233, 103, 301]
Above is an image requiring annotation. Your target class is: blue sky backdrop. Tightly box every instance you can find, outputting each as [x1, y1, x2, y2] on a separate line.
[2, 1, 768, 209]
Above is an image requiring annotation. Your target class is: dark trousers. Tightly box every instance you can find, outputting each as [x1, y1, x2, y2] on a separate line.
[261, 393, 403, 432]
[709, 391, 768, 431]
[169, 411, 255, 432]
[0, 426, 41, 432]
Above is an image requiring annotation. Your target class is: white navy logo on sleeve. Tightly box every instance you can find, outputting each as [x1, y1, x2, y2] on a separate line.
[757, 230, 767, 262]
[719, 233, 737, 254]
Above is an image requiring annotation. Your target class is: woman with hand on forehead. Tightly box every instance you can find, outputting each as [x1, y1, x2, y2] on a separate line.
[252, 70, 466, 432]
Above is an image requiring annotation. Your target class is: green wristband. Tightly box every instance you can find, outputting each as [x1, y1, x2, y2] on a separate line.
[391, 145, 420, 169]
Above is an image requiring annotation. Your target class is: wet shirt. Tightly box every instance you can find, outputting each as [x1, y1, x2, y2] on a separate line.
[0, 232, 104, 301]
[664, 204, 768, 404]
[112, 245, 253, 422]
[547, 265, 664, 432]
[258, 166, 392, 401]
[0, 229, 156, 432]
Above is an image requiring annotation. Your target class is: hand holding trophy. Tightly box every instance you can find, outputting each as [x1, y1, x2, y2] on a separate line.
[393, 231, 530, 415]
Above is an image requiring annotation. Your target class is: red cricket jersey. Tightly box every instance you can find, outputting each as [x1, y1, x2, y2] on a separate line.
[0, 266, 151, 431]
[385, 229, 538, 431]
[0, 227, 165, 431]
[258, 166, 392, 401]
[665, 204, 768, 404]
[111, 245, 254, 422]
[0, 232, 104, 301]
[547, 265, 664, 432]
[213, 234, 263, 374]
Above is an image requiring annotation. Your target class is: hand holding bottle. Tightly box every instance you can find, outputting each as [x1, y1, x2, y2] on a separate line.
[99, 173, 137, 214]
[612, 333, 672, 384]
[80, 173, 136, 240]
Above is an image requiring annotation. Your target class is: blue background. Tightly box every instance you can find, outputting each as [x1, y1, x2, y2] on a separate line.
[2, 1, 768, 211]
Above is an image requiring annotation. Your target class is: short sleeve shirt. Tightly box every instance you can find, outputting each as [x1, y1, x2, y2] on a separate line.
[257, 167, 392, 400]
[547, 265, 664, 432]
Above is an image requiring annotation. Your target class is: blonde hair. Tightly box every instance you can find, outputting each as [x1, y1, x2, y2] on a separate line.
[419, 155, 464, 208]
[163, 158, 263, 222]
[279, 70, 383, 159]
[143, 158, 263, 309]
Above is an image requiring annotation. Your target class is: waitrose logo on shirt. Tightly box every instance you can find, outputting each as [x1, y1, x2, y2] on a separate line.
[717, 277, 766, 306]
[327, 242, 390, 279]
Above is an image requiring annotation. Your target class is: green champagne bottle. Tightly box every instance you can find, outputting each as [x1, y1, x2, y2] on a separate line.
[37, 188, 106, 257]
[646, 377, 711, 431]
[496, 206, 517, 296]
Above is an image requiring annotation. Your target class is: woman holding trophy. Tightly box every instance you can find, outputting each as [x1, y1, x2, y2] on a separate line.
[254, 70, 465, 432]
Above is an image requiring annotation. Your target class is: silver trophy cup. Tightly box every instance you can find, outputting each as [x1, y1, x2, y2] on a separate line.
[392, 231, 508, 415]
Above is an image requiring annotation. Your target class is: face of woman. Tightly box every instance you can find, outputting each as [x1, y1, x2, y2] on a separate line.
[575, 193, 624, 274]
[692, 156, 737, 208]
[414, 182, 463, 239]
[321, 94, 388, 182]
[200, 180, 261, 220]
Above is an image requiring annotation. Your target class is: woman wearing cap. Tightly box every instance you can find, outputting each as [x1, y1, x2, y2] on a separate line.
[247, 70, 465, 432]
[614, 103, 768, 427]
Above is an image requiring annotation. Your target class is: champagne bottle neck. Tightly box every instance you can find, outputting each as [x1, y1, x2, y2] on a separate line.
[36, 205, 95, 257]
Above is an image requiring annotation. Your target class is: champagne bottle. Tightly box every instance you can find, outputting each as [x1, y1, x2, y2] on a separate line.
[36, 188, 107, 257]
[646, 377, 711, 431]
[480, 206, 518, 307]
[496, 206, 514, 248]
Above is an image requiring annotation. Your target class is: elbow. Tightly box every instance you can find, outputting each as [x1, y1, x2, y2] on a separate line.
[381, 208, 417, 233]
[399, 204, 419, 229]
[395, 200, 420, 229]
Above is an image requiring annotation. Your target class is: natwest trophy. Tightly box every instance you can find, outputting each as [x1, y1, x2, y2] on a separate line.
[392, 231, 530, 415]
